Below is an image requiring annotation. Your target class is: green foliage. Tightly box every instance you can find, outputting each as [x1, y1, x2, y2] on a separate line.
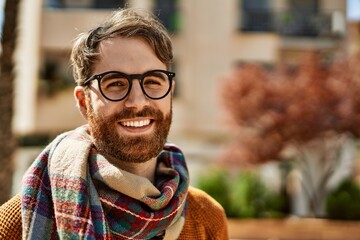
[197, 169, 232, 215]
[229, 172, 287, 218]
[229, 172, 266, 217]
[198, 169, 288, 218]
[326, 179, 360, 220]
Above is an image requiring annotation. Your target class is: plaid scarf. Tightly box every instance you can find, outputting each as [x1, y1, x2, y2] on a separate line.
[21, 125, 189, 240]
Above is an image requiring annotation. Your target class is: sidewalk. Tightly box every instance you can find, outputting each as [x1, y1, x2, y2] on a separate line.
[228, 218, 360, 240]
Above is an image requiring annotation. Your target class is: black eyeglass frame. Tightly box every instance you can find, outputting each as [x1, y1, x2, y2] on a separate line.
[83, 69, 175, 102]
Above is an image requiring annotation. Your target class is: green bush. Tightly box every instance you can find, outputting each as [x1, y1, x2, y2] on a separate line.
[197, 169, 233, 216]
[198, 169, 287, 218]
[326, 178, 360, 220]
[229, 172, 287, 218]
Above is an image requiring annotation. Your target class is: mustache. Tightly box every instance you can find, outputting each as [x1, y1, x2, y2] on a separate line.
[108, 106, 163, 122]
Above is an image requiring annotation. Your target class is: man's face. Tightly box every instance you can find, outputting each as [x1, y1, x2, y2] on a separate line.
[76, 37, 173, 163]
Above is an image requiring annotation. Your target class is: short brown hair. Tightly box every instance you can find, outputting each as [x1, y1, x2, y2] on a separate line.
[71, 8, 173, 85]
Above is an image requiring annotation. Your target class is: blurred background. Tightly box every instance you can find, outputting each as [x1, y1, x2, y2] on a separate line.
[1, 0, 360, 238]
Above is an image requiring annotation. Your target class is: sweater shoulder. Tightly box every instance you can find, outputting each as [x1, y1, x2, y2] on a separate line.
[178, 186, 228, 239]
[188, 186, 225, 213]
[0, 194, 22, 240]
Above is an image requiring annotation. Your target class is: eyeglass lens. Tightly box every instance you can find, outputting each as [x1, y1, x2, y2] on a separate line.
[99, 71, 171, 100]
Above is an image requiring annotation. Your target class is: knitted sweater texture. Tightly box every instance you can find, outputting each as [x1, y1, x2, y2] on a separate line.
[0, 187, 228, 240]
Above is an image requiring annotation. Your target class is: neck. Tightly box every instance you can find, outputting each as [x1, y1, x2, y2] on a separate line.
[111, 157, 157, 183]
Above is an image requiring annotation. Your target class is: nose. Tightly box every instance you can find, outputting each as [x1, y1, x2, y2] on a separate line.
[124, 80, 149, 109]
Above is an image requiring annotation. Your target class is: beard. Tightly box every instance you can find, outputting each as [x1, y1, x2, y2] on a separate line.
[86, 99, 172, 164]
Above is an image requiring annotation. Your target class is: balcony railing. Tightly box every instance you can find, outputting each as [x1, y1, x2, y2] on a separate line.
[276, 11, 332, 37]
[241, 10, 344, 37]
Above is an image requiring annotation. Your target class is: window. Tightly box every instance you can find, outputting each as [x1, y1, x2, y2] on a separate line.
[277, 0, 322, 37]
[239, 0, 336, 37]
[39, 51, 73, 96]
[240, 0, 274, 32]
[153, 0, 180, 32]
[44, 0, 126, 9]
[93, 0, 125, 9]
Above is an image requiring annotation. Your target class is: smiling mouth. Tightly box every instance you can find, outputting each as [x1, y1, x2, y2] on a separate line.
[119, 119, 152, 128]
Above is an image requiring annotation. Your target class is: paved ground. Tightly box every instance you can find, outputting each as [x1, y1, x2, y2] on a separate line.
[228, 218, 360, 240]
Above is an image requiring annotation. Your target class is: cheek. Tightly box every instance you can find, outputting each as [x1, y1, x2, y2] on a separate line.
[87, 92, 108, 117]
[157, 97, 172, 115]
[92, 99, 125, 119]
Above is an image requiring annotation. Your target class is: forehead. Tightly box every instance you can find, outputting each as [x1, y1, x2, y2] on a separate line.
[93, 37, 166, 74]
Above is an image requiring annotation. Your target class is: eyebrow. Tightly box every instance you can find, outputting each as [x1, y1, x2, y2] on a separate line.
[146, 72, 166, 79]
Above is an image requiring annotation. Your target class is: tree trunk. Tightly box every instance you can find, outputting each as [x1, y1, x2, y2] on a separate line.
[0, 0, 21, 204]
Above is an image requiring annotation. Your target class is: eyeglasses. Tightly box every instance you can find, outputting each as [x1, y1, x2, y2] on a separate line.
[83, 69, 175, 101]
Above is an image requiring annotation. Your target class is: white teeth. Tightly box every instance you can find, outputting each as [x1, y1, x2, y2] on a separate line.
[121, 119, 151, 127]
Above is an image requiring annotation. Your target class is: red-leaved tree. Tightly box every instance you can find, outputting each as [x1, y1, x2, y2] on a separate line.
[221, 52, 360, 217]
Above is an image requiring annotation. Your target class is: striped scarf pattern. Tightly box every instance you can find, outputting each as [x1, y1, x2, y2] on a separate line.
[21, 125, 189, 239]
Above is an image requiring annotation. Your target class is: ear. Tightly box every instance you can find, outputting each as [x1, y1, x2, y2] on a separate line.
[171, 80, 175, 94]
[74, 86, 88, 120]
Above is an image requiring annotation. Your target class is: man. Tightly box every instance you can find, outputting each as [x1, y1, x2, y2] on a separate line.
[0, 8, 228, 240]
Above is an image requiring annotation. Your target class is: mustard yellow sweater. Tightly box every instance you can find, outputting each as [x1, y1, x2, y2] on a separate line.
[0, 187, 228, 239]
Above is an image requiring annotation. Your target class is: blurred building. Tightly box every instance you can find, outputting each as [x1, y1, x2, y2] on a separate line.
[12, 0, 348, 189]
[348, 0, 360, 54]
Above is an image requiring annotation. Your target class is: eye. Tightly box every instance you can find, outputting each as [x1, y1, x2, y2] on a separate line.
[108, 81, 127, 87]
[100, 73, 129, 90]
[103, 79, 129, 90]
[143, 72, 167, 88]
[144, 78, 162, 86]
